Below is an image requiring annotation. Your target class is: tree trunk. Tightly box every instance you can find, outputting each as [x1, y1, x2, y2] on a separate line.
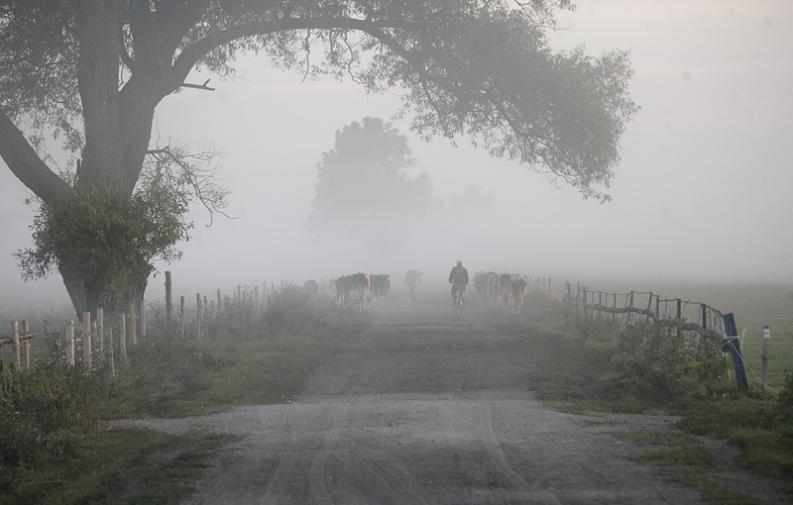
[59, 260, 103, 321]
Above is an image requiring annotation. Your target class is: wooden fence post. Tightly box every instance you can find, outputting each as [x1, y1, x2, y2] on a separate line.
[196, 293, 203, 342]
[645, 293, 654, 322]
[761, 326, 770, 391]
[675, 299, 682, 338]
[165, 271, 173, 323]
[140, 298, 147, 341]
[129, 301, 138, 346]
[67, 321, 76, 367]
[96, 308, 104, 366]
[11, 321, 21, 369]
[627, 291, 634, 323]
[722, 313, 748, 390]
[108, 327, 115, 377]
[82, 312, 92, 370]
[179, 296, 185, 338]
[22, 320, 31, 369]
[701, 304, 708, 331]
[612, 293, 617, 321]
[119, 314, 128, 364]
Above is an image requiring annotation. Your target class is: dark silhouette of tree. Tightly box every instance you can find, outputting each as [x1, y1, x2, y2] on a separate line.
[310, 117, 436, 239]
[0, 0, 637, 317]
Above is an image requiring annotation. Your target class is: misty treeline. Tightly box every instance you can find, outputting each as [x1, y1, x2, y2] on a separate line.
[309, 117, 497, 252]
[0, 0, 636, 320]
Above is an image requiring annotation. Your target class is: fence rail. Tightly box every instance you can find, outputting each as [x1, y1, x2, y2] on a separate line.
[564, 281, 749, 389]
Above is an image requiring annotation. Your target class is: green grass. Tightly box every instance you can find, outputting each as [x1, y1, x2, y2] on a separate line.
[6, 428, 232, 505]
[98, 321, 361, 419]
[515, 308, 793, 503]
[2, 295, 367, 504]
[566, 279, 793, 389]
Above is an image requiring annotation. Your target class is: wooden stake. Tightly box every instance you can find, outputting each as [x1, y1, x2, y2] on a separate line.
[761, 326, 770, 391]
[82, 312, 92, 370]
[11, 321, 21, 368]
[627, 291, 634, 323]
[22, 320, 31, 369]
[129, 301, 138, 346]
[612, 293, 617, 321]
[96, 308, 104, 365]
[179, 296, 185, 338]
[165, 271, 173, 322]
[119, 314, 128, 364]
[675, 298, 682, 338]
[196, 293, 202, 342]
[67, 321, 76, 367]
[140, 298, 147, 340]
[108, 327, 115, 377]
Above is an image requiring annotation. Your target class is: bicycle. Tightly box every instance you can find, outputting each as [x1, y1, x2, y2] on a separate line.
[452, 288, 465, 314]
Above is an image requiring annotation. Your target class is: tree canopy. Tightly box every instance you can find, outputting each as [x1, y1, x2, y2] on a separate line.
[1, 0, 636, 202]
[0, 0, 636, 316]
[311, 117, 436, 233]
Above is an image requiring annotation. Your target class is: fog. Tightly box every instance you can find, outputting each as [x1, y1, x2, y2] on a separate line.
[1, 0, 792, 309]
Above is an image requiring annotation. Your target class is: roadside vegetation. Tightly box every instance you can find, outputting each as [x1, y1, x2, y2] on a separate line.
[515, 303, 793, 503]
[0, 285, 366, 504]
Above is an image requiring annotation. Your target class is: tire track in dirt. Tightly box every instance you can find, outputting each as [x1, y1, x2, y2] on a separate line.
[116, 294, 707, 504]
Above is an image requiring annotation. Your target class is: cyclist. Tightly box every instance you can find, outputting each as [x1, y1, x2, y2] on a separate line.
[448, 260, 469, 307]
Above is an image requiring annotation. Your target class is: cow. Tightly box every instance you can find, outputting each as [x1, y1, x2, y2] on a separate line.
[303, 279, 320, 299]
[404, 270, 424, 303]
[371, 274, 391, 300]
[473, 271, 487, 303]
[485, 271, 500, 304]
[498, 273, 513, 305]
[334, 273, 372, 308]
[509, 275, 529, 311]
[334, 275, 352, 305]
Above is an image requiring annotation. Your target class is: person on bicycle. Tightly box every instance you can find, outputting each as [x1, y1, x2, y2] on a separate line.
[448, 260, 469, 306]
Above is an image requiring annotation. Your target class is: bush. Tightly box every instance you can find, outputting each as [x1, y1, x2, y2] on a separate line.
[0, 361, 102, 494]
[775, 370, 793, 423]
[607, 323, 728, 402]
[264, 284, 324, 334]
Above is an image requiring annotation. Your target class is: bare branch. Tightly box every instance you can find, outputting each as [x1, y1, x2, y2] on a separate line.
[178, 79, 216, 91]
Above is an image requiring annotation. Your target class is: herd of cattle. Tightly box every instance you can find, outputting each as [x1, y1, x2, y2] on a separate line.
[301, 270, 544, 311]
[473, 272, 534, 310]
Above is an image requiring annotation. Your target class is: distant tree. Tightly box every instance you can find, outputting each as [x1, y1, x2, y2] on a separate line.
[0, 1, 637, 317]
[310, 117, 436, 239]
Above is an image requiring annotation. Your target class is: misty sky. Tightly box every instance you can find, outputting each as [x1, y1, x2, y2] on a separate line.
[1, 0, 792, 308]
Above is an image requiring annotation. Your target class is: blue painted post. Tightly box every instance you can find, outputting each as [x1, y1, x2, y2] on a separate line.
[722, 313, 749, 390]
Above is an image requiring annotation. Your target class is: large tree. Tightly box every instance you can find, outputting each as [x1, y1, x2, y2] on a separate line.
[0, 0, 636, 317]
[310, 117, 437, 237]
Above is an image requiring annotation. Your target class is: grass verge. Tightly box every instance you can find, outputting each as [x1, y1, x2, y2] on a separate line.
[6, 428, 232, 505]
[510, 306, 793, 503]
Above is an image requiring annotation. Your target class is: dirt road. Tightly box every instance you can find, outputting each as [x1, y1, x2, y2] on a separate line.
[126, 294, 704, 504]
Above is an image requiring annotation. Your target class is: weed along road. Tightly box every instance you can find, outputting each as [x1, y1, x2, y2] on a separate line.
[124, 295, 704, 505]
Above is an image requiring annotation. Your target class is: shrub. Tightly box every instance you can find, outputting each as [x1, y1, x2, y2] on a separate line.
[0, 361, 101, 494]
[607, 323, 728, 402]
[775, 370, 793, 423]
[264, 284, 323, 334]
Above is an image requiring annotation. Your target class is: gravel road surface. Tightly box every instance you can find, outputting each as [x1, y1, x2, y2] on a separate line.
[124, 295, 704, 504]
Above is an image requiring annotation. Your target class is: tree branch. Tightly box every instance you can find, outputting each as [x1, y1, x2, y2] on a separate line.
[178, 79, 215, 91]
[0, 107, 71, 203]
[167, 16, 416, 95]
